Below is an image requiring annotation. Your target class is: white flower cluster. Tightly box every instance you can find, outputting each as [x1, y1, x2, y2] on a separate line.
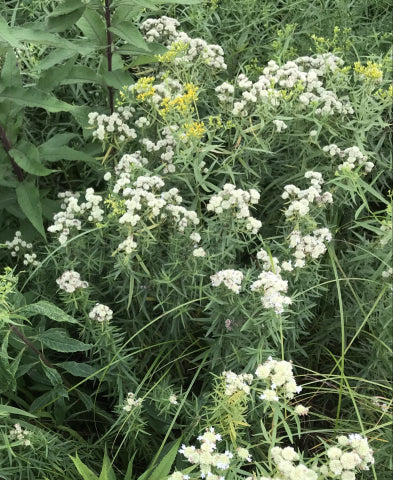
[294, 404, 310, 416]
[217, 53, 353, 117]
[6, 231, 39, 267]
[140, 16, 226, 69]
[89, 303, 113, 322]
[177, 428, 233, 480]
[323, 144, 374, 174]
[88, 107, 136, 142]
[48, 189, 104, 245]
[193, 247, 207, 257]
[282, 171, 333, 219]
[382, 267, 392, 279]
[123, 392, 143, 412]
[273, 119, 288, 132]
[252, 249, 292, 314]
[56, 270, 88, 293]
[214, 82, 234, 103]
[270, 446, 318, 480]
[112, 151, 148, 194]
[139, 16, 180, 45]
[207, 183, 262, 234]
[251, 271, 292, 314]
[9, 423, 31, 446]
[117, 235, 138, 254]
[320, 434, 374, 479]
[222, 371, 253, 396]
[289, 228, 332, 268]
[141, 125, 177, 173]
[255, 357, 302, 401]
[211, 269, 244, 294]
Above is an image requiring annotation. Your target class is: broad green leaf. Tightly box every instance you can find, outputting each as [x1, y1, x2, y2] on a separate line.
[102, 69, 133, 89]
[38, 329, 93, 353]
[98, 451, 116, 480]
[138, 438, 182, 480]
[77, 9, 107, 46]
[1, 50, 22, 88]
[20, 301, 79, 324]
[38, 145, 96, 163]
[0, 405, 37, 419]
[59, 362, 99, 379]
[71, 453, 99, 480]
[0, 357, 16, 394]
[37, 57, 76, 91]
[42, 362, 63, 387]
[155, 0, 201, 3]
[47, 8, 86, 33]
[30, 386, 68, 412]
[0, 87, 74, 112]
[35, 48, 78, 72]
[49, 0, 85, 16]
[109, 22, 150, 51]
[16, 182, 46, 238]
[0, 17, 21, 47]
[112, 0, 157, 10]
[39, 133, 78, 149]
[10, 147, 54, 176]
[59, 66, 103, 85]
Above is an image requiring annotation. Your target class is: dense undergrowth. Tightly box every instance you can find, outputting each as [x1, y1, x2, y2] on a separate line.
[0, 1, 392, 479]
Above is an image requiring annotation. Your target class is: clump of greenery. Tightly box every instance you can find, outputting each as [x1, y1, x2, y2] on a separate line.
[0, 1, 391, 479]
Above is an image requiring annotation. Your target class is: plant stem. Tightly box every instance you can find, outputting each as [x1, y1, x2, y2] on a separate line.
[0, 125, 24, 182]
[104, 0, 114, 114]
[10, 325, 55, 369]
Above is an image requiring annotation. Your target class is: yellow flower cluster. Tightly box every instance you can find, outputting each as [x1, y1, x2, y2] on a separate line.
[104, 195, 126, 217]
[159, 83, 199, 117]
[157, 41, 189, 63]
[354, 61, 383, 81]
[134, 76, 156, 101]
[184, 121, 206, 140]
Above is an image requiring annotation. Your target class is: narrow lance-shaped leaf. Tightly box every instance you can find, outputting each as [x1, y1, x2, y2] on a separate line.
[16, 182, 46, 239]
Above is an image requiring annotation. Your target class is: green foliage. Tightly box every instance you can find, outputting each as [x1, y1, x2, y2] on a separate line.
[0, 0, 392, 479]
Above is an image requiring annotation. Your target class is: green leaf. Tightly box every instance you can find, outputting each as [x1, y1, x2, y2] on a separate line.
[20, 301, 79, 324]
[30, 386, 68, 412]
[38, 145, 96, 163]
[47, 8, 86, 33]
[41, 362, 63, 387]
[35, 48, 79, 72]
[0, 17, 21, 47]
[71, 453, 99, 480]
[59, 66, 103, 85]
[77, 9, 107, 46]
[38, 329, 93, 353]
[109, 22, 150, 51]
[0, 357, 16, 394]
[102, 69, 133, 89]
[37, 57, 76, 91]
[40, 133, 78, 148]
[49, 0, 85, 16]
[59, 362, 99, 379]
[98, 450, 116, 480]
[1, 50, 22, 88]
[0, 405, 37, 419]
[10, 146, 54, 176]
[137, 438, 182, 480]
[0, 87, 74, 113]
[16, 182, 46, 239]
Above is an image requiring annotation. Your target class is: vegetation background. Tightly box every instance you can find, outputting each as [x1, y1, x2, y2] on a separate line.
[0, 0, 391, 479]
